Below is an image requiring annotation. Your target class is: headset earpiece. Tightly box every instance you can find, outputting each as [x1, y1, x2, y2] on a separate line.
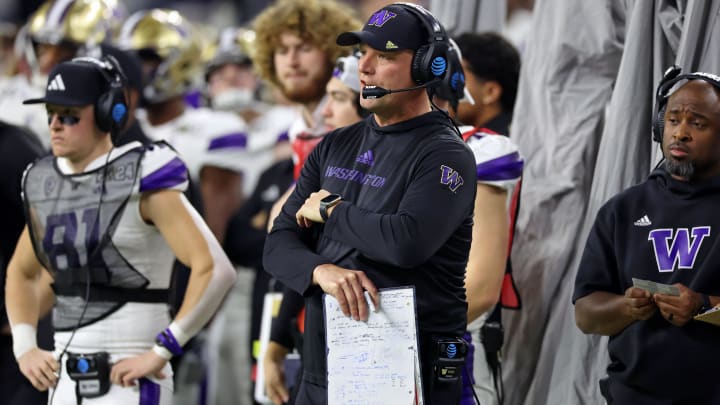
[652, 104, 667, 143]
[91, 56, 128, 139]
[397, 3, 449, 85]
[652, 66, 682, 143]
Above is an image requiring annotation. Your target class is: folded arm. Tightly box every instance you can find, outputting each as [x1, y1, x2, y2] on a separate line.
[323, 157, 475, 267]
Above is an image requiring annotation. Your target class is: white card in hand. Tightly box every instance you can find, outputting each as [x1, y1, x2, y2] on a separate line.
[632, 277, 680, 296]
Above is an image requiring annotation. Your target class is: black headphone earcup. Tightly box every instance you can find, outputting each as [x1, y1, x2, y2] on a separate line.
[95, 86, 128, 138]
[652, 103, 666, 143]
[400, 4, 450, 86]
[412, 44, 431, 85]
[411, 43, 449, 86]
[95, 92, 112, 133]
[429, 43, 449, 80]
[72, 56, 129, 141]
[111, 88, 129, 132]
[450, 71, 465, 100]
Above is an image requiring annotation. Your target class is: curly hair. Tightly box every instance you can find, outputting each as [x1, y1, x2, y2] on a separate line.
[252, 0, 361, 89]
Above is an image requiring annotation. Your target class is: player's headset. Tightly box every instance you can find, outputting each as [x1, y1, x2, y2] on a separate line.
[72, 55, 129, 139]
[395, 2, 450, 86]
[652, 65, 720, 143]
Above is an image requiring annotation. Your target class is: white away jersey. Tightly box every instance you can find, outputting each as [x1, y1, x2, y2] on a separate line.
[231, 104, 299, 195]
[463, 128, 524, 333]
[0, 75, 49, 148]
[465, 129, 524, 192]
[137, 107, 250, 182]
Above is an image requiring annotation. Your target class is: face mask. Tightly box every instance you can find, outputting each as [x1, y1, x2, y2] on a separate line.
[211, 88, 255, 111]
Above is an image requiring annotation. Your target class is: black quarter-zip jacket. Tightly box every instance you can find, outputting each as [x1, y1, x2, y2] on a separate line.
[264, 111, 476, 386]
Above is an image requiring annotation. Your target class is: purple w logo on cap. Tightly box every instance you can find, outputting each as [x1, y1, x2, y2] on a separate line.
[367, 10, 397, 27]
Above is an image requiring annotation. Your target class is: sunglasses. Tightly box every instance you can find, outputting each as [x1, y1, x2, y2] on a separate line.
[47, 113, 80, 126]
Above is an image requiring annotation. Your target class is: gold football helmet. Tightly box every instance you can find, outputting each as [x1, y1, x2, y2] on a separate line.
[21, 0, 124, 81]
[28, 0, 123, 47]
[203, 27, 256, 76]
[117, 9, 203, 103]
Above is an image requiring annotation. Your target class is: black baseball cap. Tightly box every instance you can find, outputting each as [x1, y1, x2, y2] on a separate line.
[23, 60, 108, 106]
[337, 4, 427, 52]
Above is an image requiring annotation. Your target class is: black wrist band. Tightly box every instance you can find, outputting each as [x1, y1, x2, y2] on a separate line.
[319, 194, 341, 222]
[320, 205, 330, 221]
[699, 294, 712, 314]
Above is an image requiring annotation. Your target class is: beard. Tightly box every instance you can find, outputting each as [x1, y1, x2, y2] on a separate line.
[664, 159, 694, 179]
[281, 67, 332, 104]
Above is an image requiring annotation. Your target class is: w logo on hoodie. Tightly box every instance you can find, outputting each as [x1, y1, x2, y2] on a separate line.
[648, 227, 711, 272]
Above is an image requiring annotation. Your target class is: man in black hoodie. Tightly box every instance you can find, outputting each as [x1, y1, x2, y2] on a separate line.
[574, 72, 720, 404]
[263, 3, 476, 404]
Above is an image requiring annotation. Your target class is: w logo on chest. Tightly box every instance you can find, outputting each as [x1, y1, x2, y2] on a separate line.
[648, 227, 711, 272]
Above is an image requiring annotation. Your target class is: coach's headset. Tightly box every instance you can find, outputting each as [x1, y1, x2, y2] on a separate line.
[652, 65, 720, 143]
[359, 3, 452, 100]
[400, 2, 450, 86]
[71, 55, 129, 142]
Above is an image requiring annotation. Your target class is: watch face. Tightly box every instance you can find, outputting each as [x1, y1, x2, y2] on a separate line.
[321, 194, 342, 204]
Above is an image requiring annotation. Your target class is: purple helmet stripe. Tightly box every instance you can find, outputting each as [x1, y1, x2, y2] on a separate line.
[47, 0, 75, 30]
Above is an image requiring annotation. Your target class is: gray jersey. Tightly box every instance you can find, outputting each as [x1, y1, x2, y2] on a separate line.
[23, 145, 169, 330]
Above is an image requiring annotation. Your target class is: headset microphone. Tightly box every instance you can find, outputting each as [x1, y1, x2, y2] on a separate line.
[362, 78, 441, 99]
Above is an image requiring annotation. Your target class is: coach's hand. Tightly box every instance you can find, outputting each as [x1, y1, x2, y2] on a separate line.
[313, 264, 379, 321]
[296, 190, 331, 227]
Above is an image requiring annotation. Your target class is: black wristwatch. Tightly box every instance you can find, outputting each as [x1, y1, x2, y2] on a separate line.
[698, 294, 712, 314]
[319, 194, 342, 221]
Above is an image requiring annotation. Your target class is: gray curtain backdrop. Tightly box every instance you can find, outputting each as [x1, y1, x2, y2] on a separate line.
[501, 0, 720, 404]
[430, 0, 506, 35]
